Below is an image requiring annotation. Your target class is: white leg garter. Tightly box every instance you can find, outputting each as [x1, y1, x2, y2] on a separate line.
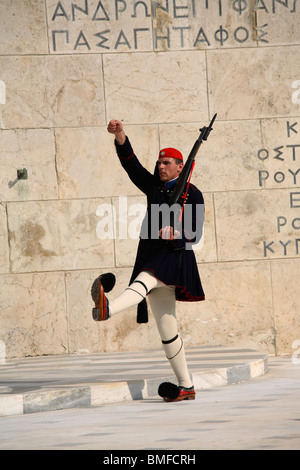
[108, 271, 161, 316]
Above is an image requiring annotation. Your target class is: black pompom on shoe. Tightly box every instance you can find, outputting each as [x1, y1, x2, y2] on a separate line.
[99, 273, 116, 293]
[158, 382, 180, 401]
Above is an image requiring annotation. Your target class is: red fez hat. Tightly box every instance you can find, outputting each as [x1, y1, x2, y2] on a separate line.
[159, 148, 183, 161]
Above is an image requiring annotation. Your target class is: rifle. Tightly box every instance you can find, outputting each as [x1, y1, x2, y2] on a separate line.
[169, 113, 217, 222]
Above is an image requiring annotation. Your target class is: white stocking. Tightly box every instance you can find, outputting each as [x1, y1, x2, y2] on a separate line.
[148, 285, 193, 389]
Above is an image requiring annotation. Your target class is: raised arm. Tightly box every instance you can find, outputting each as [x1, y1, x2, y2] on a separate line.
[107, 119, 154, 195]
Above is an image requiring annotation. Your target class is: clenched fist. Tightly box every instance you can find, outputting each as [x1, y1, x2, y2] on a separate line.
[107, 120, 126, 145]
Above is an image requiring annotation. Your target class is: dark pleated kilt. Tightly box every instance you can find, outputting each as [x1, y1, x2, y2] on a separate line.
[130, 238, 205, 302]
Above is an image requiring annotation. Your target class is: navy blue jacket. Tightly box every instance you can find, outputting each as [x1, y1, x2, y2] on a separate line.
[115, 137, 205, 320]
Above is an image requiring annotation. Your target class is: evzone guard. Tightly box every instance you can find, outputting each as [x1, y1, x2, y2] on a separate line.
[91, 116, 216, 402]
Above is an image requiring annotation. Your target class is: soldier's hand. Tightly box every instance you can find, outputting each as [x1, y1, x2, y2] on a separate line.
[107, 120, 123, 135]
[159, 226, 180, 240]
[107, 120, 126, 145]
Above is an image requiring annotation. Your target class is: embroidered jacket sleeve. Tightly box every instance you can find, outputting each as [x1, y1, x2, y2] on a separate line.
[115, 137, 154, 195]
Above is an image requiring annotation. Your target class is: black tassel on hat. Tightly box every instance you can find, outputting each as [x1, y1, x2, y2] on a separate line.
[137, 298, 148, 323]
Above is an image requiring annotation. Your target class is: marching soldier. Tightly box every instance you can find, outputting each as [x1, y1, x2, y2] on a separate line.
[91, 120, 205, 402]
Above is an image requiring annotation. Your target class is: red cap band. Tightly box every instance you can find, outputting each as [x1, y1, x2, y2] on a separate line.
[159, 148, 183, 161]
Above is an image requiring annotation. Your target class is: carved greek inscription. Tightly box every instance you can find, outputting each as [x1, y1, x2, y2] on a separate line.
[259, 120, 300, 258]
[47, 0, 299, 53]
[257, 122, 299, 188]
[262, 191, 300, 257]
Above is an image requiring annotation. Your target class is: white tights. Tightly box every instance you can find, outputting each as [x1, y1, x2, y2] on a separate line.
[109, 271, 193, 388]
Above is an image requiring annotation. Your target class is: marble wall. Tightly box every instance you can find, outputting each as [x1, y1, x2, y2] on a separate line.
[0, 0, 300, 359]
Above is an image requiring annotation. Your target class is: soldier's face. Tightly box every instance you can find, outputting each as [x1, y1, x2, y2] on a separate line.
[157, 158, 183, 182]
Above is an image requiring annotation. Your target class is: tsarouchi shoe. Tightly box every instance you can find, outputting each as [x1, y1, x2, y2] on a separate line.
[91, 273, 115, 321]
[158, 382, 196, 402]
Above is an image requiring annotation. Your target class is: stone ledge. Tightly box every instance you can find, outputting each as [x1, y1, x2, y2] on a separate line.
[0, 347, 268, 417]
